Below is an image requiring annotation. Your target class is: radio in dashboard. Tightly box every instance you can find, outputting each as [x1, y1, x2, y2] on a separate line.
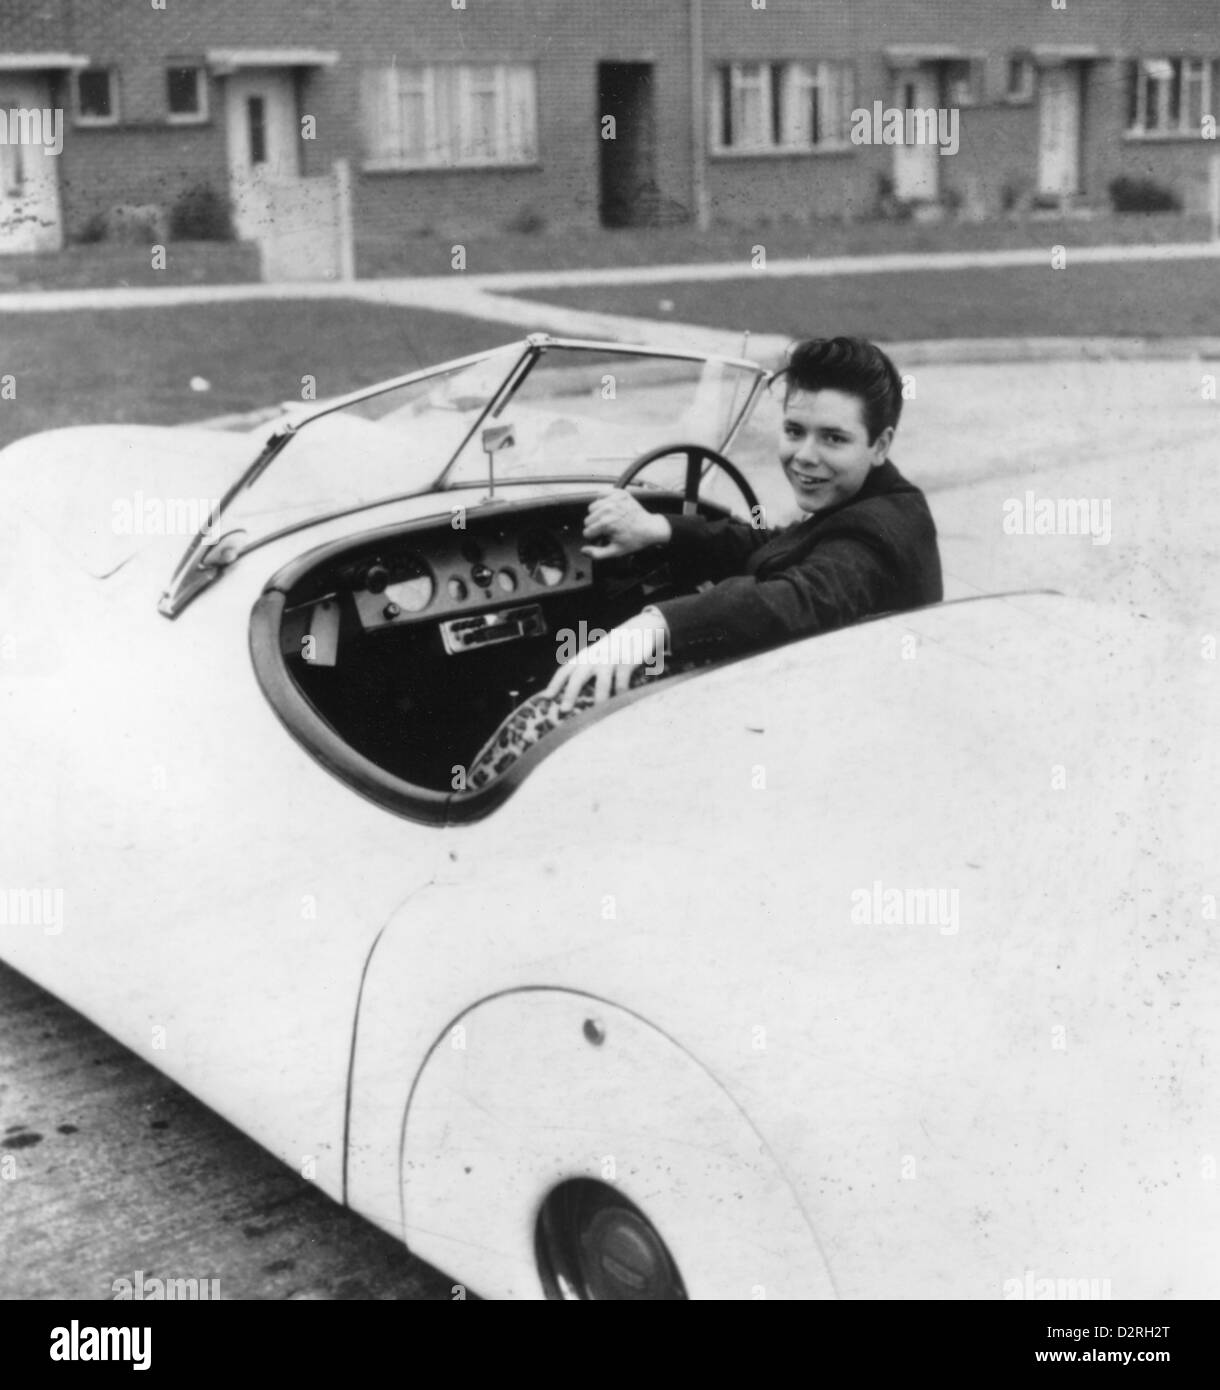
[440, 604, 547, 655]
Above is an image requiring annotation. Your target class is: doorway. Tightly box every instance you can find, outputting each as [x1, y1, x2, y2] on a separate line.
[891, 66, 940, 202]
[0, 74, 63, 252]
[1038, 63, 1083, 198]
[224, 69, 300, 238]
[598, 63, 657, 227]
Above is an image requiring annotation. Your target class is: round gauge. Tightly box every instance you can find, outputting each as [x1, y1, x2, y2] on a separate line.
[518, 530, 569, 588]
[448, 576, 468, 602]
[384, 553, 434, 614]
[496, 568, 518, 594]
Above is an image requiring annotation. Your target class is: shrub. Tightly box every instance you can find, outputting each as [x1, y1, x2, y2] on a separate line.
[1000, 173, 1033, 214]
[872, 174, 913, 222]
[169, 183, 233, 240]
[505, 206, 547, 235]
[939, 185, 964, 216]
[107, 203, 167, 243]
[74, 211, 108, 244]
[1108, 175, 1181, 214]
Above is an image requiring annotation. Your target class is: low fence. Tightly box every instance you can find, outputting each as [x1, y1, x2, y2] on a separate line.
[236, 159, 355, 283]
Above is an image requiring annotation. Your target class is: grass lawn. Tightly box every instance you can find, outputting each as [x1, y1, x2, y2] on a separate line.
[0, 241, 261, 293]
[358, 211, 1212, 277]
[518, 257, 1220, 341]
[0, 212, 1209, 292]
[0, 302, 528, 449]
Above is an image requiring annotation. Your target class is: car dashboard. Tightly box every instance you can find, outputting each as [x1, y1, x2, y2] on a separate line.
[254, 491, 724, 815]
[275, 498, 608, 653]
[346, 509, 591, 653]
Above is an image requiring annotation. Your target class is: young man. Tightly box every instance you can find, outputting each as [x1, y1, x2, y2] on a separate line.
[466, 336, 941, 787]
[546, 334, 943, 709]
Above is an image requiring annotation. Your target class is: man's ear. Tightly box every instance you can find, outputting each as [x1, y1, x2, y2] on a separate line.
[871, 426, 894, 463]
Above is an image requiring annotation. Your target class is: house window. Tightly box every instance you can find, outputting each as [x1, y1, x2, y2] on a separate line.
[1006, 56, 1035, 103]
[717, 62, 769, 149]
[941, 59, 980, 108]
[76, 68, 119, 125]
[247, 96, 267, 164]
[364, 63, 538, 168]
[712, 60, 854, 153]
[1127, 57, 1214, 136]
[167, 66, 208, 123]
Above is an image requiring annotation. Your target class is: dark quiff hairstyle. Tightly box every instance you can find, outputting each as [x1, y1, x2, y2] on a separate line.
[778, 337, 904, 444]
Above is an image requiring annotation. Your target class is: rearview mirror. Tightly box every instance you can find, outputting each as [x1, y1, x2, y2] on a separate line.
[482, 424, 516, 455]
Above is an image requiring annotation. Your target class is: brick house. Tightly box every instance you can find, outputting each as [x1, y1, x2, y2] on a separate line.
[1, 0, 1217, 256]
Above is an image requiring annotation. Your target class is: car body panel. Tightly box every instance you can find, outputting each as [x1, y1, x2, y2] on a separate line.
[347, 595, 1218, 1297]
[0, 498, 448, 1198]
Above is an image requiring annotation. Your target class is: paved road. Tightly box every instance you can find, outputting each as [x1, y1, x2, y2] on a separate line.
[1, 357, 1214, 1301]
[0, 962, 455, 1301]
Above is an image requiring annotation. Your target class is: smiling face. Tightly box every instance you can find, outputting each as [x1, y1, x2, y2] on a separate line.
[779, 387, 894, 514]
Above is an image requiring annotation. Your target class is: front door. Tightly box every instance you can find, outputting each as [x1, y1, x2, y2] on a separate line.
[0, 74, 63, 253]
[1038, 63, 1082, 197]
[225, 69, 300, 239]
[892, 66, 939, 202]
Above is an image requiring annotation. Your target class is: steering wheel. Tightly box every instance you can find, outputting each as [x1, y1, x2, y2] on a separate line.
[598, 444, 760, 609]
[615, 443, 759, 519]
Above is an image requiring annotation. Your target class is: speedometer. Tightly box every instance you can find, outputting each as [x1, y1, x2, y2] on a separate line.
[385, 553, 435, 613]
[518, 530, 568, 589]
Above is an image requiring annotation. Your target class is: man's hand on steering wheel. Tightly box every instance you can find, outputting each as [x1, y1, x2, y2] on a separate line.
[556, 445, 756, 710]
[581, 489, 672, 560]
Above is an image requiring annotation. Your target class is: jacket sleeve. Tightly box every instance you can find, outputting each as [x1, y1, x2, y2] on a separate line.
[655, 534, 894, 661]
[661, 512, 772, 585]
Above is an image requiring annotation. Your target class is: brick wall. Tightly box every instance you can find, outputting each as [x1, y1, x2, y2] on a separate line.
[7, 0, 1218, 246]
[0, 0, 73, 52]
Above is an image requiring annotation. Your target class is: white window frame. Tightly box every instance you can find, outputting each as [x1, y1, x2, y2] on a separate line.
[1182, 57, 1210, 132]
[166, 66, 209, 125]
[75, 67, 120, 127]
[457, 64, 502, 163]
[710, 61, 770, 153]
[711, 59, 854, 155]
[1127, 56, 1213, 137]
[364, 62, 538, 170]
[391, 66, 437, 165]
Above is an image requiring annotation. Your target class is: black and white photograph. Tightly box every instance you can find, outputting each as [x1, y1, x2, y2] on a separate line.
[0, 0, 1216, 1354]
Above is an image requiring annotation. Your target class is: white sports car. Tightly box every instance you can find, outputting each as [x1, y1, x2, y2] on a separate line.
[1, 334, 1215, 1299]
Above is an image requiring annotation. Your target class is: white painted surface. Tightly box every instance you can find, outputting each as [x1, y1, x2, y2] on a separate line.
[401, 991, 833, 1299]
[0, 74, 62, 253]
[1038, 64, 1082, 197]
[224, 69, 300, 241]
[346, 594, 1218, 1298]
[892, 67, 940, 202]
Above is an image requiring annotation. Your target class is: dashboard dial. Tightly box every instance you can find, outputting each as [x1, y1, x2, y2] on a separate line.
[383, 552, 434, 614]
[448, 576, 468, 602]
[496, 568, 518, 594]
[518, 530, 568, 588]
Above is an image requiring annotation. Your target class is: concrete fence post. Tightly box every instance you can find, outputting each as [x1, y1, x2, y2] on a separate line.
[334, 158, 356, 281]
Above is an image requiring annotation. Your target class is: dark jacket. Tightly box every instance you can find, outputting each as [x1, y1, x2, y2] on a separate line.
[655, 460, 942, 661]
